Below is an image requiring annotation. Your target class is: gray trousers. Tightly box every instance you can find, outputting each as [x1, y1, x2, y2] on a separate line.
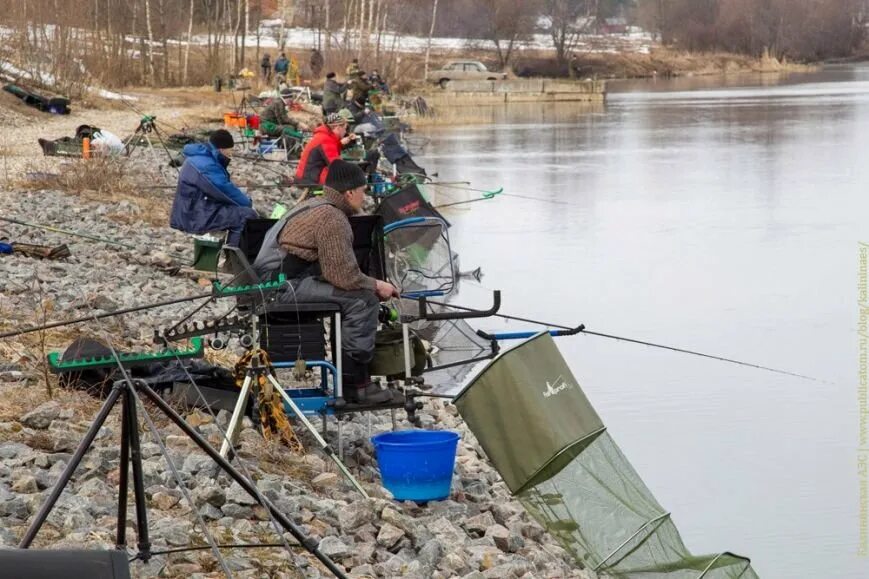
[277, 277, 379, 363]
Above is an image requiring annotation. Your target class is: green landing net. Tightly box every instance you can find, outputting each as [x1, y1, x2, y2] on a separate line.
[453, 333, 759, 579]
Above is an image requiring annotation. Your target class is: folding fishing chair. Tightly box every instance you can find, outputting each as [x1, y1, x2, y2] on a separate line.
[221, 216, 414, 452]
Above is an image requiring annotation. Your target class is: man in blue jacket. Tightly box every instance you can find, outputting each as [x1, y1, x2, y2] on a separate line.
[170, 130, 258, 246]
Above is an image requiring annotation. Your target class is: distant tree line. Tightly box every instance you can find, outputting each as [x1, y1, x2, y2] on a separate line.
[0, 0, 863, 92]
[636, 0, 866, 60]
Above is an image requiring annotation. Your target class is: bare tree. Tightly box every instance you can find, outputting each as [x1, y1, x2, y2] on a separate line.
[424, 0, 439, 80]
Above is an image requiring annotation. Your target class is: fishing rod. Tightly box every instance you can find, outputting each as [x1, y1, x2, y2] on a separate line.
[418, 298, 824, 383]
[425, 181, 504, 198]
[0, 215, 185, 261]
[0, 216, 188, 262]
[436, 195, 502, 210]
[0, 292, 213, 340]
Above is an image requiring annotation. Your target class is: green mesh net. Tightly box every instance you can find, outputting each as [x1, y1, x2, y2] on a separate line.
[454, 333, 759, 579]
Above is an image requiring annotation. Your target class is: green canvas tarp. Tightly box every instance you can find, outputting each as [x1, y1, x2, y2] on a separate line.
[453, 333, 759, 578]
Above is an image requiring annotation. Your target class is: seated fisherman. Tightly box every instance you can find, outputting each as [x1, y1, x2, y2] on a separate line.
[348, 98, 426, 176]
[253, 159, 400, 405]
[259, 93, 304, 139]
[294, 111, 357, 185]
[170, 129, 258, 246]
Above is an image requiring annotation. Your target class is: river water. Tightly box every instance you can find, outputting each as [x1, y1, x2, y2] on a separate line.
[416, 66, 869, 578]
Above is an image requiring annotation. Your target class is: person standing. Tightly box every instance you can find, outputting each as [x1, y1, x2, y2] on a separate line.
[261, 53, 272, 83]
[310, 48, 324, 79]
[322, 72, 347, 115]
[274, 53, 290, 80]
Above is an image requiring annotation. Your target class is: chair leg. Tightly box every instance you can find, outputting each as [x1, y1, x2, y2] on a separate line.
[220, 374, 252, 458]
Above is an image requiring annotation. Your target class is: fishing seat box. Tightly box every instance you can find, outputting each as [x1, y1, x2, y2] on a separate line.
[235, 216, 386, 363]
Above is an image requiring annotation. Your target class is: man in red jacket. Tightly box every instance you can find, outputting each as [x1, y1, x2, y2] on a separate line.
[295, 111, 357, 185]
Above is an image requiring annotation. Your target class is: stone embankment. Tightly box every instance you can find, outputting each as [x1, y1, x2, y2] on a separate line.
[0, 93, 596, 578]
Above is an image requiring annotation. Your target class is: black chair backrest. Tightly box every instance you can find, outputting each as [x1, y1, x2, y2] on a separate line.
[237, 214, 387, 281]
[0, 550, 131, 579]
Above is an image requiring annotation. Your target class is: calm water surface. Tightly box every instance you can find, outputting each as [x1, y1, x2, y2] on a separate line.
[417, 66, 869, 578]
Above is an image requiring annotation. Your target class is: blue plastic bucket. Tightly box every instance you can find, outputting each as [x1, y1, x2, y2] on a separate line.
[371, 430, 460, 502]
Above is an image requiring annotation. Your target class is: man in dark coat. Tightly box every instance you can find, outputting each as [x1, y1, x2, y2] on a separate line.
[170, 130, 258, 246]
[322, 72, 346, 115]
[310, 48, 324, 78]
[260, 53, 272, 83]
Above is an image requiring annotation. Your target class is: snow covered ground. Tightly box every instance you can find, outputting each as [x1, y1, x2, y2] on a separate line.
[207, 24, 655, 56]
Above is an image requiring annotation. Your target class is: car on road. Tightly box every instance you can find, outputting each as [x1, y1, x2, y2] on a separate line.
[428, 60, 507, 88]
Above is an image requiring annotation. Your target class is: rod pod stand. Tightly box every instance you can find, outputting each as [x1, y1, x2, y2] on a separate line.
[18, 377, 348, 579]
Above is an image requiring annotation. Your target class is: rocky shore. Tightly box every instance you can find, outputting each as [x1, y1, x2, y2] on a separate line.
[0, 94, 596, 578]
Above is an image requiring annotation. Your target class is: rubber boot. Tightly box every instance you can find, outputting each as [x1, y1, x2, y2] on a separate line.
[342, 356, 393, 406]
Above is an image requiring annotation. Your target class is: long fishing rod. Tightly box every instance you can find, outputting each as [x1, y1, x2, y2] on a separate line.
[419, 298, 824, 383]
[0, 292, 212, 340]
[436, 196, 500, 210]
[425, 181, 504, 197]
[0, 216, 187, 261]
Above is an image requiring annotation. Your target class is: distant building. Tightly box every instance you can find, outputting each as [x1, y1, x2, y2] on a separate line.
[601, 17, 629, 35]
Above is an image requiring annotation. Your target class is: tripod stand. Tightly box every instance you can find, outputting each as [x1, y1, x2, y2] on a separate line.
[123, 115, 180, 180]
[19, 377, 347, 579]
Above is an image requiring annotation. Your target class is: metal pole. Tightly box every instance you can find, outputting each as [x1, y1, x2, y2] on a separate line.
[220, 375, 253, 458]
[116, 389, 132, 549]
[125, 387, 151, 560]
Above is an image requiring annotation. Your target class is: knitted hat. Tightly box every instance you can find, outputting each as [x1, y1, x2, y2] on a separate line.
[325, 159, 367, 193]
[325, 112, 347, 126]
[209, 129, 234, 150]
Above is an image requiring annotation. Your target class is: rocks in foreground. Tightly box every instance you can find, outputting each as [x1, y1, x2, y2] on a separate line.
[0, 386, 593, 579]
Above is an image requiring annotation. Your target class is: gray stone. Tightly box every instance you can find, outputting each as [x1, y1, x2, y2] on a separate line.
[486, 524, 523, 553]
[440, 551, 469, 575]
[21, 401, 61, 429]
[338, 500, 377, 531]
[0, 526, 16, 547]
[182, 453, 213, 475]
[375, 522, 405, 549]
[349, 563, 377, 577]
[194, 486, 226, 507]
[0, 442, 32, 459]
[318, 536, 352, 560]
[199, 503, 223, 521]
[152, 490, 182, 510]
[221, 503, 253, 518]
[312, 472, 339, 489]
[417, 538, 445, 571]
[429, 516, 468, 546]
[63, 506, 95, 530]
[226, 481, 258, 506]
[466, 545, 503, 572]
[11, 474, 39, 494]
[153, 518, 192, 546]
[464, 511, 497, 537]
